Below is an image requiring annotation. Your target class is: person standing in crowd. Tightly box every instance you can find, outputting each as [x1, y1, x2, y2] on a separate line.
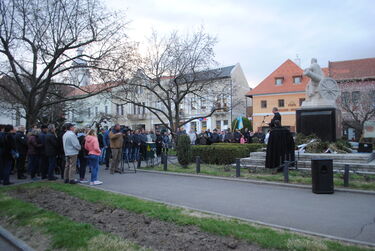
[224, 129, 233, 143]
[233, 129, 242, 143]
[103, 128, 111, 170]
[109, 124, 124, 174]
[27, 129, 42, 181]
[2, 125, 16, 185]
[188, 129, 197, 145]
[149, 130, 156, 142]
[85, 129, 103, 185]
[98, 128, 105, 164]
[243, 128, 252, 143]
[77, 128, 88, 183]
[210, 129, 220, 144]
[269, 107, 281, 128]
[45, 124, 58, 180]
[132, 130, 141, 162]
[15, 126, 28, 179]
[63, 123, 81, 184]
[57, 125, 67, 179]
[123, 130, 132, 163]
[38, 125, 49, 179]
[162, 131, 170, 154]
[139, 129, 147, 160]
[240, 134, 247, 144]
[155, 131, 163, 156]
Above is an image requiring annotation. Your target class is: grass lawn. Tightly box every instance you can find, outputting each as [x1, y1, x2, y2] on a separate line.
[140, 164, 375, 191]
[0, 188, 145, 251]
[1, 182, 373, 251]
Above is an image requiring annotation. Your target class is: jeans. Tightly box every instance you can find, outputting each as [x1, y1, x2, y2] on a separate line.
[132, 147, 140, 161]
[28, 155, 39, 179]
[99, 148, 105, 164]
[47, 156, 57, 179]
[88, 155, 100, 182]
[123, 147, 130, 162]
[104, 147, 111, 168]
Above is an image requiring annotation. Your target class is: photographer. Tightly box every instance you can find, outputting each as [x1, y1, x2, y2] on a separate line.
[109, 124, 123, 174]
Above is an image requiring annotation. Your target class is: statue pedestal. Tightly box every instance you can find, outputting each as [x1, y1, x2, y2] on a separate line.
[296, 107, 342, 142]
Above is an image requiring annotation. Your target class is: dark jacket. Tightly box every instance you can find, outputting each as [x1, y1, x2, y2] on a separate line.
[78, 134, 88, 158]
[3, 132, 16, 160]
[132, 134, 141, 147]
[27, 135, 43, 156]
[269, 112, 282, 128]
[210, 133, 220, 143]
[57, 130, 66, 155]
[98, 133, 104, 148]
[45, 132, 58, 157]
[124, 134, 132, 148]
[233, 131, 242, 143]
[15, 131, 28, 156]
[38, 131, 47, 155]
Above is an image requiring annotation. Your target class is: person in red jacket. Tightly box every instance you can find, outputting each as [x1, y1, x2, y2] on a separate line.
[85, 129, 102, 185]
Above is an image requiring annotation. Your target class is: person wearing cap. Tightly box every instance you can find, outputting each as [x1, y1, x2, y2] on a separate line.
[62, 123, 81, 184]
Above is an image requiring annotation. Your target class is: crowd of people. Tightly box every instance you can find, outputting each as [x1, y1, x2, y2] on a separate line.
[0, 121, 259, 186]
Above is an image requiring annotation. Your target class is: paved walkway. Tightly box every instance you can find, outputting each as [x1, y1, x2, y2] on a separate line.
[95, 167, 375, 246]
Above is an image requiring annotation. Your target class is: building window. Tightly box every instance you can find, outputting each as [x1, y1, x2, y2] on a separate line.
[370, 91, 375, 107]
[116, 104, 120, 115]
[341, 92, 350, 105]
[293, 76, 301, 84]
[352, 91, 360, 104]
[223, 120, 228, 126]
[105, 106, 108, 114]
[278, 99, 285, 107]
[95, 107, 98, 116]
[121, 104, 124, 115]
[201, 121, 207, 131]
[299, 98, 305, 106]
[190, 122, 197, 132]
[88, 108, 91, 118]
[275, 78, 283, 86]
[142, 102, 145, 114]
[216, 120, 221, 130]
[261, 100, 267, 108]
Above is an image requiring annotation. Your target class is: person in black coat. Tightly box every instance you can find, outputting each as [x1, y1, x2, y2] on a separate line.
[2, 125, 16, 185]
[15, 126, 28, 179]
[39, 125, 49, 179]
[45, 125, 59, 180]
[210, 129, 220, 144]
[265, 120, 295, 172]
[269, 107, 282, 128]
[155, 131, 163, 156]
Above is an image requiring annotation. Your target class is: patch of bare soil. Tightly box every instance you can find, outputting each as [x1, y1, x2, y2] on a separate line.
[9, 187, 267, 251]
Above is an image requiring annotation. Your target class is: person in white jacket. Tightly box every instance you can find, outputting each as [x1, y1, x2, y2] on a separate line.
[62, 123, 81, 184]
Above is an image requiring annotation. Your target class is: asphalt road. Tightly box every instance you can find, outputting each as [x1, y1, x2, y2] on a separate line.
[93, 168, 375, 245]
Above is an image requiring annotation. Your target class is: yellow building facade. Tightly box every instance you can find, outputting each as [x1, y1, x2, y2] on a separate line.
[247, 59, 308, 133]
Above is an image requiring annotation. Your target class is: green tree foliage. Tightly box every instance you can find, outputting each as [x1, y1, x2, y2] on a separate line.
[231, 117, 252, 133]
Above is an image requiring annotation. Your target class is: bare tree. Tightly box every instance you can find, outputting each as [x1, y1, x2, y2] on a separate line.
[338, 80, 375, 140]
[0, 0, 136, 128]
[112, 29, 233, 135]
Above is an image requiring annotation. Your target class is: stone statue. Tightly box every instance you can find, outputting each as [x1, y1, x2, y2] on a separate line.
[302, 58, 340, 108]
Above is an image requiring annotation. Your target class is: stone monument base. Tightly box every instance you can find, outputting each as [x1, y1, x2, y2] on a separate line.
[296, 107, 342, 142]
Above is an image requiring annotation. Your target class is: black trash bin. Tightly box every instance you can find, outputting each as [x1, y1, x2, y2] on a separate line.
[311, 159, 334, 194]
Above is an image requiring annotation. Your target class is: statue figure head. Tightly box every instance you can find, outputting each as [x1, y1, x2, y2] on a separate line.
[311, 58, 317, 64]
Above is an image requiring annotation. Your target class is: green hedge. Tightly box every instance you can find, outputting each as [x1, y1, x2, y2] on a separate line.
[191, 143, 264, 165]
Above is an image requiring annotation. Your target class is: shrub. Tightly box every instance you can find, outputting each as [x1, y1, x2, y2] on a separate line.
[176, 135, 191, 168]
[191, 143, 263, 165]
[212, 143, 265, 153]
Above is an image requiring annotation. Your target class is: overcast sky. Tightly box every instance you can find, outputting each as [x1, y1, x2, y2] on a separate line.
[105, 0, 375, 88]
